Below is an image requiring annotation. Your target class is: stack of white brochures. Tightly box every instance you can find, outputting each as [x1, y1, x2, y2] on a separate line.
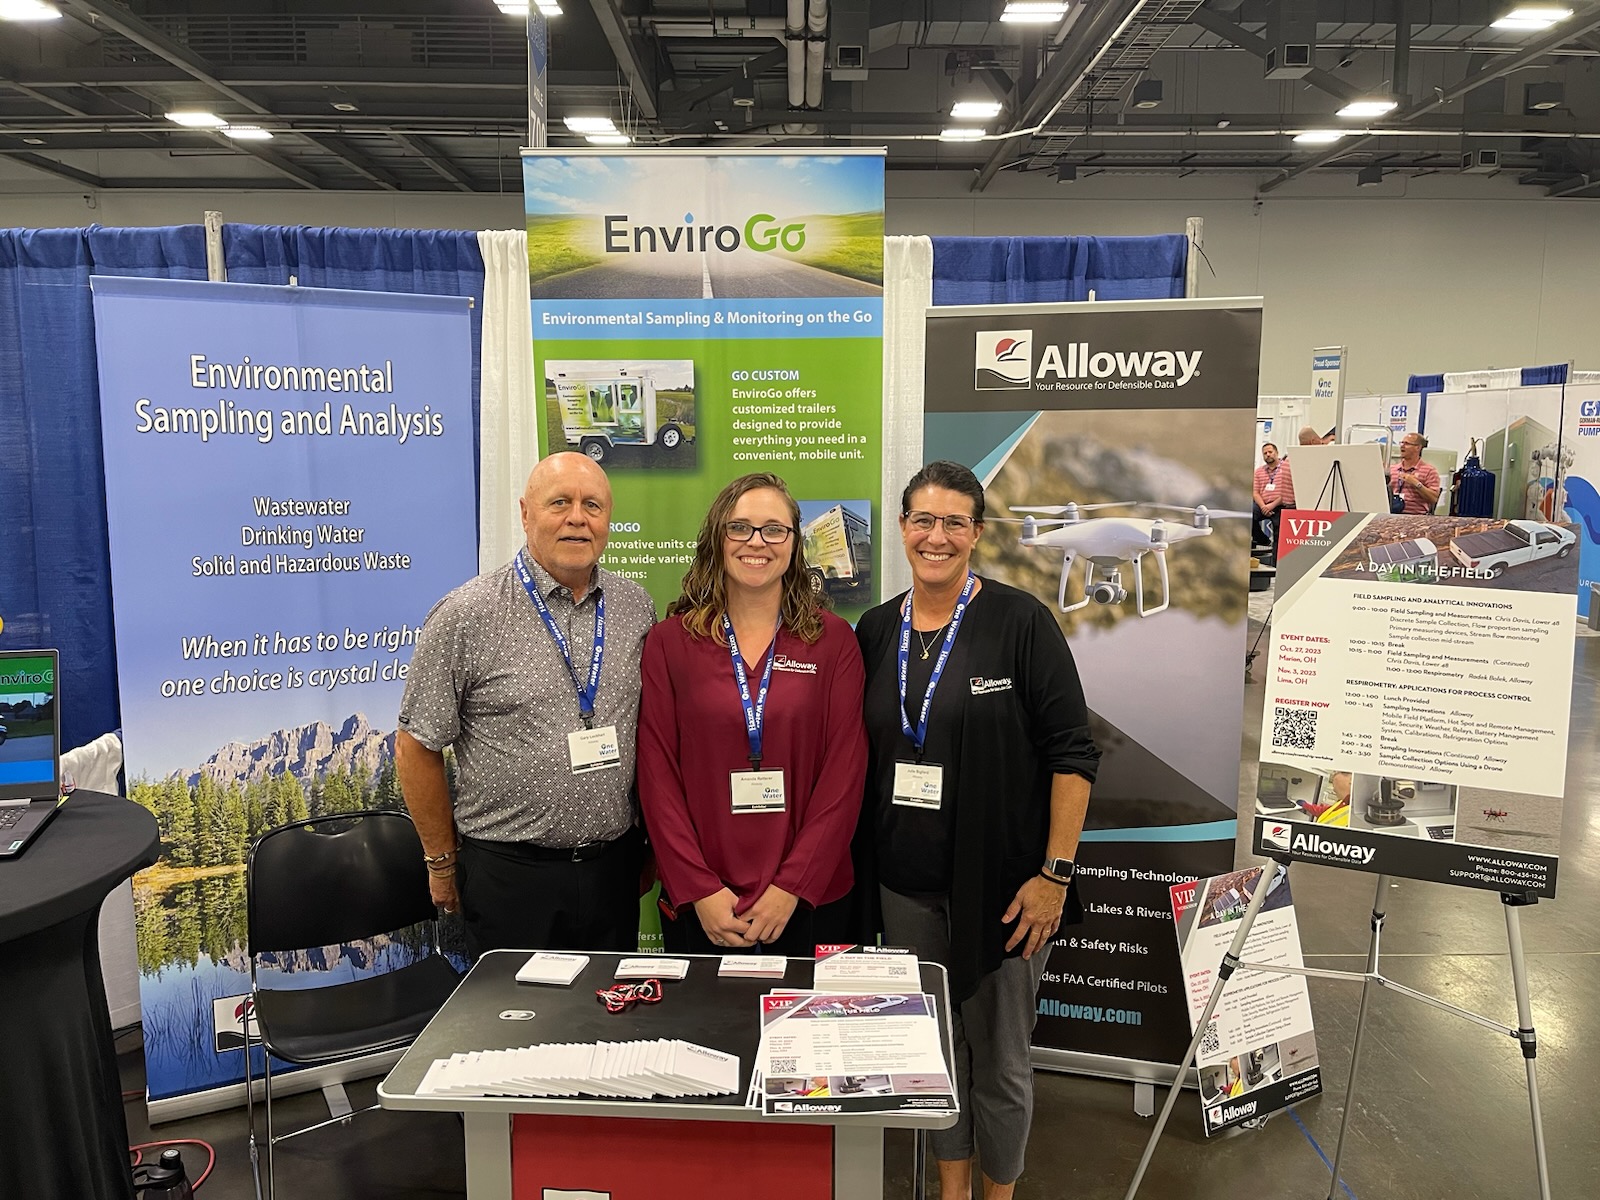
[417, 1039, 740, 1100]
[515, 952, 590, 985]
[749, 990, 958, 1118]
[813, 945, 919, 992]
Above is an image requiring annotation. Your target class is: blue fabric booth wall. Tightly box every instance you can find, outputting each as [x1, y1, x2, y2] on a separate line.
[931, 234, 1189, 305]
[0, 224, 485, 751]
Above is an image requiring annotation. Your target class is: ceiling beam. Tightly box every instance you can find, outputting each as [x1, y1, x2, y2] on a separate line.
[663, 47, 787, 111]
[972, 0, 1151, 191]
[584, 0, 659, 120]
[0, 136, 105, 187]
[1259, 6, 1600, 193]
[1188, 7, 1363, 104]
[389, 132, 477, 192]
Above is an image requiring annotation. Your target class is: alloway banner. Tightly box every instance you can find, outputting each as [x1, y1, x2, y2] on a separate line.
[924, 298, 1263, 1074]
[523, 149, 885, 622]
[91, 278, 477, 1110]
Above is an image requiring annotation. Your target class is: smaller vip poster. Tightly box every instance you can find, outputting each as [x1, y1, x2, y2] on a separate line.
[1255, 512, 1579, 897]
[1170, 866, 1321, 1136]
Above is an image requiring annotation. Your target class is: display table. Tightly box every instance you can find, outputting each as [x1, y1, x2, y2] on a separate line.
[379, 950, 957, 1200]
[0, 790, 160, 1200]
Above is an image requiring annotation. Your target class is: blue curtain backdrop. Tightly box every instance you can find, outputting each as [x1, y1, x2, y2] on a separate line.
[930, 234, 1188, 305]
[0, 224, 485, 751]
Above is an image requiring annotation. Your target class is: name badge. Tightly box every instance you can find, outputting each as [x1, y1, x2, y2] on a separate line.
[892, 761, 944, 809]
[1266, 480, 1277, 492]
[730, 769, 786, 814]
[568, 725, 622, 774]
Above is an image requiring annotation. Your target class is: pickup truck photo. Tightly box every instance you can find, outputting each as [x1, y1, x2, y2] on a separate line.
[1448, 521, 1576, 577]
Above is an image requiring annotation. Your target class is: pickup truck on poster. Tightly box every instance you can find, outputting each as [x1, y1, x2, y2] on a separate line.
[1448, 521, 1576, 577]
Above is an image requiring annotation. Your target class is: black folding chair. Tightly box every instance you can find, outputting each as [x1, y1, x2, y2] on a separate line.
[243, 810, 461, 1200]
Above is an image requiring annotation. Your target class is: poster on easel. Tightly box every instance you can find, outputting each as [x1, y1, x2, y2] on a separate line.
[91, 277, 477, 1114]
[1170, 866, 1321, 1136]
[1253, 511, 1578, 896]
[923, 297, 1263, 1074]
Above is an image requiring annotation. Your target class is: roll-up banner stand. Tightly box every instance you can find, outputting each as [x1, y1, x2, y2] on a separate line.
[91, 278, 478, 1119]
[521, 149, 886, 620]
[924, 298, 1263, 1079]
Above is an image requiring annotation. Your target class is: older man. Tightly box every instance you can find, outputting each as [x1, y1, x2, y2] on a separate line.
[396, 453, 656, 956]
[1390, 433, 1442, 514]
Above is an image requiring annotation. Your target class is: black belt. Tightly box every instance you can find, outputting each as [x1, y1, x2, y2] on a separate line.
[465, 834, 623, 863]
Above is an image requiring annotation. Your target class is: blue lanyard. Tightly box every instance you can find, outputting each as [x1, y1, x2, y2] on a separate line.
[898, 572, 976, 756]
[514, 553, 605, 728]
[723, 614, 779, 769]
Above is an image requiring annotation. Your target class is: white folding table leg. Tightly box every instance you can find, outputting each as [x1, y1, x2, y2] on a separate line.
[462, 1111, 513, 1200]
[833, 1124, 884, 1200]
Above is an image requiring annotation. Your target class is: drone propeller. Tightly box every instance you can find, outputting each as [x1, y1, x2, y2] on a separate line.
[1009, 502, 1127, 516]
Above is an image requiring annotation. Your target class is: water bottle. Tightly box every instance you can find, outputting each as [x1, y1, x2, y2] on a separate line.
[134, 1148, 194, 1200]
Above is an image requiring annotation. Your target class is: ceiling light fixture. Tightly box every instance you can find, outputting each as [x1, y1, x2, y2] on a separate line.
[1491, 5, 1571, 29]
[331, 101, 359, 113]
[1357, 164, 1383, 186]
[565, 116, 617, 134]
[939, 127, 986, 141]
[166, 111, 228, 129]
[0, 0, 61, 20]
[951, 100, 1003, 120]
[586, 133, 631, 146]
[1525, 81, 1564, 110]
[733, 76, 756, 107]
[1337, 97, 1398, 118]
[494, 1, 531, 14]
[1294, 129, 1345, 144]
[535, 1, 563, 15]
[1131, 79, 1163, 109]
[222, 125, 274, 141]
[22, 136, 44, 145]
[1056, 163, 1077, 183]
[1000, 1, 1069, 24]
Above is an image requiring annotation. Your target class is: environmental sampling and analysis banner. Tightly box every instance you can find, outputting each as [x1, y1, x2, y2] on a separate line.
[924, 298, 1263, 1073]
[523, 148, 884, 622]
[91, 277, 477, 1107]
[1254, 511, 1577, 897]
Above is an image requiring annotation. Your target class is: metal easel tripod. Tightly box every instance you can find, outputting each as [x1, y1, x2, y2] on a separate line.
[1123, 858, 1552, 1200]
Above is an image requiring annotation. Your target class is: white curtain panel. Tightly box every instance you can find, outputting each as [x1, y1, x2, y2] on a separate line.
[881, 235, 934, 600]
[476, 229, 539, 574]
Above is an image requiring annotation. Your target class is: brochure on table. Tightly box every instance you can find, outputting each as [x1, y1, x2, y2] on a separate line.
[1254, 512, 1577, 897]
[1170, 867, 1321, 1137]
[752, 991, 956, 1117]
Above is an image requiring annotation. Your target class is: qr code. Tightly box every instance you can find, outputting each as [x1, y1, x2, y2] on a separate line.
[1200, 1021, 1221, 1056]
[1271, 705, 1318, 750]
[771, 1058, 798, 1075]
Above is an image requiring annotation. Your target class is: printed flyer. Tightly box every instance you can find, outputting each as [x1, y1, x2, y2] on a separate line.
[1255, 512, 1578, 896]
[524, 149, 884, 620]
[1170, 867, 1321, 1136]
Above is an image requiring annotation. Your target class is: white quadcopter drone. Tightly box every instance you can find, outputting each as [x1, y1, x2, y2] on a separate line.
[999, 501, 1250, 616]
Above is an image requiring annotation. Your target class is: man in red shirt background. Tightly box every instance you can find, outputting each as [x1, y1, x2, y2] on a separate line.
[1391, 432, 1442, 514]
[1252, 442, 1295, 558]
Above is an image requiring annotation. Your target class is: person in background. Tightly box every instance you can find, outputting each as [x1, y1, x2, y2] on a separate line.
[1391, 433, 1442, 514]
[637, 473, 865, 955]
[395, 453, 656, 957]
[1298, 425, 1329, 446]
[1252, 442, 1295, 555]
[855, 460, 1099, 1200]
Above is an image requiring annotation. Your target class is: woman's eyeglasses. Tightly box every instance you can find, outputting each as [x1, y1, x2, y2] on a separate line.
[903, 511, 976, 534]
[725, 521, 795, 544]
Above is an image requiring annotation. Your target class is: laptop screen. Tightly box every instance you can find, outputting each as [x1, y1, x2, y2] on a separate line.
[0, 650, 61, 801]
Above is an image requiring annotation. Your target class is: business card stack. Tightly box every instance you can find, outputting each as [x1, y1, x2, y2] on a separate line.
[417, 1038, 740, 1100]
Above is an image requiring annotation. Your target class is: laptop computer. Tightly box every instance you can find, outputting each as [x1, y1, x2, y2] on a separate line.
[0, 649, 66, 859]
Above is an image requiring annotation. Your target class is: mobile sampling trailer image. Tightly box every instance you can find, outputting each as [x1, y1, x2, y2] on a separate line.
[802, 504, 872, 597]
[553, 366, 690, 463]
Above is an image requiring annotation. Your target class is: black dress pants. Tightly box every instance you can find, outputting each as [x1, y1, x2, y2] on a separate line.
[456, 828, 643, 959]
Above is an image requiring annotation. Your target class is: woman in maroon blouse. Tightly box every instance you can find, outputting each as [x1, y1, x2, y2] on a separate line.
[638, 473, 867, 955]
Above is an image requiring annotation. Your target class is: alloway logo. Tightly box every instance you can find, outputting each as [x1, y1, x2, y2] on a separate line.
[1288, 828, 1376, 864]
[1262, 823, 1294, 852]
[773, 655, 818, 675]
[975, 330, 1032, 390]
[1213, 1100, 1258, 1124]
[604, 211, 805, 255]
[801, 1103, 842, 1113]
[969, 676, 1014, 695]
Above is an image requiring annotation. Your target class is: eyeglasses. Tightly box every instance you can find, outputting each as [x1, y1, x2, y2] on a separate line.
[725, 520, 794, 544]
[903, 511, 977, 534]
[595, 979, 665, 1013]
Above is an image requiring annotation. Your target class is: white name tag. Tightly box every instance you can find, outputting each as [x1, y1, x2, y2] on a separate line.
[567, 725, 622, 774]
[730, 769, 786, 814]
[892, 761, 944, 809]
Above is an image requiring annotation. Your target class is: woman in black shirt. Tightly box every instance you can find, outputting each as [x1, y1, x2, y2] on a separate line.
[856, 460, 1099, 1200]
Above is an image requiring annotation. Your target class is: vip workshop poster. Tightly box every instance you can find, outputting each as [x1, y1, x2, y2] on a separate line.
[524, 149, 884, 619]
[1254, 512, 1578, 897]
[91, 277, 477, 1109]
[1170, 867, 1321, 1137]
[924, 298, 1263, 1073]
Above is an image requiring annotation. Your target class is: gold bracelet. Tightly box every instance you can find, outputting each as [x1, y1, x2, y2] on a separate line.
[422, 846, 459, 867]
